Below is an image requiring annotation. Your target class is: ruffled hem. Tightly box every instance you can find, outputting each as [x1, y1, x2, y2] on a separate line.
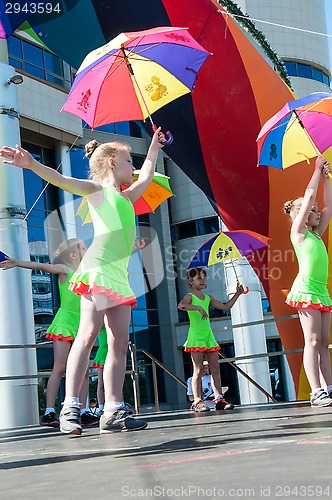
[184, 346, 221, 352]
[45, 333, 74, 342]
[92, 361, 104, 368]
[285, 299, 332, 312]
[69, 282, 137, 307]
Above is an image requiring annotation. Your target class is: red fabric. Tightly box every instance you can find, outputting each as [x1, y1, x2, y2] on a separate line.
[184, 346, 221, 352]
[285, 300, 332, 313]
[69, 282, 137, 307]
[92, 362, 104, 368]
[45, 333, 74, 342]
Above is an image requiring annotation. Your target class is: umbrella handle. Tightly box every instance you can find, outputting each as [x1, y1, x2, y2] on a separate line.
[135, 238, 145, 249]
[152, 125, 173, 146]
[238, 281, 250, 294]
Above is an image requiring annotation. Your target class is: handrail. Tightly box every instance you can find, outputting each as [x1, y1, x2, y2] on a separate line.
[128, 344, 188, 413]
[139, 347, 187, 389]
[217, 351, 276, 402]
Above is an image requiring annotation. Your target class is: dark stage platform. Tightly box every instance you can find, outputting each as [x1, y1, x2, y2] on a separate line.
[1, 402, 332, 499]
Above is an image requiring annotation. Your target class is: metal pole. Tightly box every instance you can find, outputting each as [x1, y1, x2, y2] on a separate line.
[129, 342, 140, 414]
[224, 257, 272, 404]
[151, 359, 160, 412]
[0, 42, 39, 428]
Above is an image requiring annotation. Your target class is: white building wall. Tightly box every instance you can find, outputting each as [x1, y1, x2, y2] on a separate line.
[237, 0, 331, 97]
[17, 74, 82, 136]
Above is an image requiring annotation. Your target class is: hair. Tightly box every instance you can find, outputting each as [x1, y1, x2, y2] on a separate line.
[53, 238, 82, 265]
[283, 197, 304, 220]
[187, 267, 207, 285]
[85, 140, 131, 183]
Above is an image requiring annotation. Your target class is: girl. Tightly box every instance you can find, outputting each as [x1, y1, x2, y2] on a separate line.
[0, 127, 164, 434]
[0, 238, 99, 427]
[91, 237, 145, 414]
[178, 267, 243, 412]
[284, 156, 332, 407]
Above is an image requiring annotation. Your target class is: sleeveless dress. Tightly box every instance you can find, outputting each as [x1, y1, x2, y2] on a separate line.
[69, 186, 137, 306]
[286, 230, 332, 312]
[92, 327, 108, 368]
[183, 293, 220, 352]
[45, 269, 108, 344]
[45, 268, 80, 342]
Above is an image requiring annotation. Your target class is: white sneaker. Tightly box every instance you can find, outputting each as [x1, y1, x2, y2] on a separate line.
[310, 389, 332, 407]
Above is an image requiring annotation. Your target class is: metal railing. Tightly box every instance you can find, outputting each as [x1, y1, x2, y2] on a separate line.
[1, 312, 329, 412]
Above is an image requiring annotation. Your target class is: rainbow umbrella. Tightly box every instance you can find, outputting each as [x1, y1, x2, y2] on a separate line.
[188, 230, 270, 293]
[257, 93, 332, 171]
[61, 26, 210, 143]
[76, 170, 173, 223]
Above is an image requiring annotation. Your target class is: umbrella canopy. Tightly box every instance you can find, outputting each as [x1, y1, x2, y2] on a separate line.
[188, 230, 270, 269]
[61, 26, 210, 129]
[257, 93, 332, 171]
[76, 170, 173, 224]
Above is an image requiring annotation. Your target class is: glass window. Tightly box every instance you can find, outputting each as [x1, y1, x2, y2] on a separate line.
[46, 74, 64, 86]
[197, 217, 219, 235]
[24, 63, 45, 80]
[69, 148, 89, 182]
[115, 122, 130, 136]
[130, 121, 144, 138]
[312, 67, 323, 83]
[44, 51, 63, 76]
[297, 63, 312, 79]
[7, 36, 22, 58]
[8, 57, 22, 69]
[323, 73, 330, 86]
[283, 61, 296, 76]
[22, 40, 43, 67]
[178, 221, 196, 239]
[132, 309, 149, 329]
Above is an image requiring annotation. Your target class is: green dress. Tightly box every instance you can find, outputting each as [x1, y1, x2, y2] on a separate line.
[183, 293, 220, 352]
[92, 327, 108, 368]
[46, 268, 80, 341]
[286, 230, 332, 311]
[70, 186, 136, 306]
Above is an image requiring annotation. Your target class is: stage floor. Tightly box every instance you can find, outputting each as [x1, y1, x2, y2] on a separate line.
[1, 402, 332, 499]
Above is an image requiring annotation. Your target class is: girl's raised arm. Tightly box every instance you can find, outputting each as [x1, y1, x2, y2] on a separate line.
[316, 162, 332, 236]
[124, 128, 164, 204]
[0, 257, 68, 275]
[0, 145, 100, 197]
[291, 156, 325, 238]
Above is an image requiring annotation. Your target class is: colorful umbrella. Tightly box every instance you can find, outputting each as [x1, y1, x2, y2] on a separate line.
[257, 93, 332, 171]
[188, 230, 270, 293]
[76, 170, 174, 224]
[61, 26, 210, 144]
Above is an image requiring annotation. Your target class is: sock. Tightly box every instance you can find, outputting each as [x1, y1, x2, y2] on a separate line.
[104, 401, 125, 415]
[44, 407, 55, 415]
[193, 398, 202, 404]
[63, 397, 81, 409]
[326, 385, 332, 394]
[98, 404, 104, 412]
[80, 408, 89, 415]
